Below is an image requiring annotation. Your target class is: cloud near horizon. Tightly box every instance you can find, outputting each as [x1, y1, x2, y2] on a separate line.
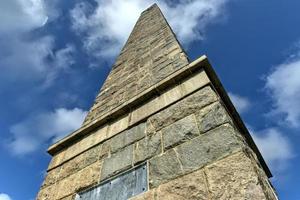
[6, 108, 87, 156]
[70, 0, 229, 59]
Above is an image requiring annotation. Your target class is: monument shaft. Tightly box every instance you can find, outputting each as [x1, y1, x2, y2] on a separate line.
[37, 4, 278, 200]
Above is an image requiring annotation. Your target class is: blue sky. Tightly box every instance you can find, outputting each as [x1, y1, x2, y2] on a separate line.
[0, 0, 299, 200]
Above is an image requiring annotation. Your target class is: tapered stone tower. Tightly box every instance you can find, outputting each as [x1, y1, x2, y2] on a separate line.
[37, 4, 278, 200]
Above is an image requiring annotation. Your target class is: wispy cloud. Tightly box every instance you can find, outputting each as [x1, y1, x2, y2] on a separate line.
[228, 91, 294, 175]
[0, 1, 84, 158]
[250, 127, 294, 173]
[0, 193, 12, 200]
[70, 0, 229, 59]
[0, 0, 48, 34]
[265, 48, 300, 128]
[41, 44, 76, 89]
[228, 92, 251, 113]
[6, 108, 87, 156]
[0, 0, 75, 88]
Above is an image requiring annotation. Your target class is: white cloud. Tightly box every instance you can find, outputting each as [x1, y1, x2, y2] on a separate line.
[7, 108, 87, 156]
[228, 92, 251, 113]
[0, 37, 76, 89]
[265, 53, 300, 128]
[54, 44, 76, 69]
[70, 0, 229, 59]
[41, 44, 76, 89]
[161, 0, 228, 44]
[0, 0, 48, 34]
[250, 127, 294, 173]
[0, 193, 12, 200]
[0, 36, 54, 80]
[0, 0, 74, 88]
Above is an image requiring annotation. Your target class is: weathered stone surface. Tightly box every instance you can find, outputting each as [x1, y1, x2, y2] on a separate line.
[76, 161, 102, 192]
[156, 169, 209, 200]
[161, 84, 182, 105]
[175, 123, 242, 174]
[99, 140, 110, 159]
[101, 145, 133, 180]
[59, 194, 74, 200]
[161, 114, 199, 150]
[205, 151, 268, 200]
[107, 114, 129, 138]
[79, 125, 108, 153]
[83, 144, 102, 167]
[196, 101, 231, 133]
[64, 134, 100, 162]
[246, 149, 278, 200]
[130, 78, 207, 127]
[59, 153, 86, 180]
[130, 96, 165, 125]
[92, 125, 108, 144]
[48, 149, 66, 170]
[36, 184, 57, 200]
[64, 141, 83, 162]
[110, 122, 146, 153]
[133, 131, 162, 164]
[42, 166, 60, 188]
[179, 70, 210, 96]
[78, 134, 97, 154]
[56, 173, 77, 200]
[59, 144, 101, 180]
[129, 190, 156, 200]
[131, 168, 209, 200]
[131, 73, 210, 127]
[147, 86, 218, 133]
[149, 149, 183, 188]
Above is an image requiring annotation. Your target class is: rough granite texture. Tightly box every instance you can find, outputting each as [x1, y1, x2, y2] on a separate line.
[37, 4, 277, 200]
[161, 114, 200, 150]
[131, 151, 273, 200]
[133, 131, 162, 164]
[130, 168, 209, 200]
[100, 145, 133, 180]
[146, 85, 218, 134]
[205, 152, 268, 200]
[38, 86, 277, 200]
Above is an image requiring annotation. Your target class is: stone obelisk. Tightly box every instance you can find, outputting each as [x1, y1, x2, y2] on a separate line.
[37, 4, 278, 200]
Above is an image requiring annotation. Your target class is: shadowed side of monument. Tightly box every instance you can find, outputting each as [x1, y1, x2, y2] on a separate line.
[37, 4, 278, 200]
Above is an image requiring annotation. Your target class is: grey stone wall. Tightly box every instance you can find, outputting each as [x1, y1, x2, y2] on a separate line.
[37, 84, 277, 200]
[83, 4, 189, 126]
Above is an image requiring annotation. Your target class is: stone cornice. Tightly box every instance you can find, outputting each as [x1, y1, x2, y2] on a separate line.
[47, 55, 207, 155]
[47, 55, 272, 178]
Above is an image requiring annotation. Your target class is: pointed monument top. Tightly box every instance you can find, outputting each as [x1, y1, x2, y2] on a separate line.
[47, 4, 272, 183]
[83, 3, 189, 125]
[141, 3, 159, 13]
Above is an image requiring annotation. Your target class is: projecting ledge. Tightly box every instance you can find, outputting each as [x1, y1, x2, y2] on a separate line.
[199, 57, 272, 178]
[47, 55, 208, 156]
[47, 55, 271, 179]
